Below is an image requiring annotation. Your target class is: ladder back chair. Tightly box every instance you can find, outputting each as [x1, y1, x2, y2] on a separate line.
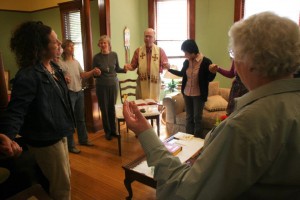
[118, 79, 137, 134]
[119, 79, 137, 103]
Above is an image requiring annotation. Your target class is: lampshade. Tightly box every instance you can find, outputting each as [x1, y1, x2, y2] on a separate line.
[163, 65, 181, 80]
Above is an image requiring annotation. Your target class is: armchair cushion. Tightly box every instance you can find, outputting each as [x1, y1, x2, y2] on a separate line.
[176, 112, 186, 125]
[172, 93, 185, 114]
[208, 81, 219, 96]
[204, 95, 228, 111]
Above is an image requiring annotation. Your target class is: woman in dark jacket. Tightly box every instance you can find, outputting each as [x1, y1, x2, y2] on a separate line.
[0, 21, 75, 200]
[166, 39, 215, 138]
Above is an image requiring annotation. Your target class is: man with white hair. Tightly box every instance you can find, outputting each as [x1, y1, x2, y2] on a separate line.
[125, 28, 170, 101]
[123, 12, 300, 199]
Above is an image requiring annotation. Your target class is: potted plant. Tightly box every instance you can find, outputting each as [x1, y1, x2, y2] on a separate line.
[167, 79, 177, 92]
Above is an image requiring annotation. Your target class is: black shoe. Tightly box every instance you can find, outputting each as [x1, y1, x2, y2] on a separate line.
[69, 147, 81, 154]
[105, 135, 112, 141]
[79, 141, 94, 146]
[194, 132, 206, 139]
[194, 128, 205, 139]
[111, 133, 119, 138]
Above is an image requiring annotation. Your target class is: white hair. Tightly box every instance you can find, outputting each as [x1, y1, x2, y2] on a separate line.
[229, 12, 300, 78]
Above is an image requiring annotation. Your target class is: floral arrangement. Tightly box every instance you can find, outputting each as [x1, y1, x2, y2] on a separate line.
[215, 114, 228, 126]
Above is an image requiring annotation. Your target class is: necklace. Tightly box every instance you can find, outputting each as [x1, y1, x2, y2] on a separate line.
[44, 65, 58, 81]
[49, 69, 55, 76]
[105, 53, 110, 72]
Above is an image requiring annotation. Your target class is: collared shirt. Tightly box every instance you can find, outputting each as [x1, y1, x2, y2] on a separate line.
[138, 78, 300, 199]
[184, 53, 203, 96]
[131, 46, 168, 74]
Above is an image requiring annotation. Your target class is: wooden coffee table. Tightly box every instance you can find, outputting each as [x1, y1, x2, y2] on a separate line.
[122, 133, 204, 199]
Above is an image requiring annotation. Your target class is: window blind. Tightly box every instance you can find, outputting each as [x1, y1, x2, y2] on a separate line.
[63, 11, 82, 43]
[62, 10, 84, 68]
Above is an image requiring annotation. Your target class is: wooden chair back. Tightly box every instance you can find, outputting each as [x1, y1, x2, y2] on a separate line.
[119, 79, 137, 103]
[0, 52, 9, 111]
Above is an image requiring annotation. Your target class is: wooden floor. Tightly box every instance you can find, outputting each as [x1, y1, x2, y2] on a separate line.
[69, 122, 170, 200]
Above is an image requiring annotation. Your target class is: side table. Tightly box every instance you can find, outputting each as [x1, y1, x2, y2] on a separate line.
[115, 104, 161, 156]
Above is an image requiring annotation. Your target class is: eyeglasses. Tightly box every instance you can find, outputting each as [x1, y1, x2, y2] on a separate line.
[229, 50, 234, 59]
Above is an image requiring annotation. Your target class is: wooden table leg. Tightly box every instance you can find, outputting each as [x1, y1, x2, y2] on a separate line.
[157, 115, 160, 136]
[118, 135, 121, 156]
[117, 119, 122, 156]
[124, 173, 133, 200]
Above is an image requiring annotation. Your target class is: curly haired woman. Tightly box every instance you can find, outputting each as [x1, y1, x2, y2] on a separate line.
[0, 21, 75, 200]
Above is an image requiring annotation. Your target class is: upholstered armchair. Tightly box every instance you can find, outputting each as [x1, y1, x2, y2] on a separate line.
[163, 81, 230, 135]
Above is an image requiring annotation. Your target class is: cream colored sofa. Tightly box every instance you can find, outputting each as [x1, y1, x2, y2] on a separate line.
[163, 81, 230, 135]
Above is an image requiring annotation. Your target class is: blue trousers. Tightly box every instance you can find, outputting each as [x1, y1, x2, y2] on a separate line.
[183, 94, 205, 137]
[67, 90, 89, 149]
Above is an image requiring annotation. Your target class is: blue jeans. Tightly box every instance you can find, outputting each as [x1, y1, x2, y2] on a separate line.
[183, 94, 205, 137]
[67, 90, 88, 149]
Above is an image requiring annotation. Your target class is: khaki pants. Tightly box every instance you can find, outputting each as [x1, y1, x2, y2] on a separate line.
[28, 137, 71, 200]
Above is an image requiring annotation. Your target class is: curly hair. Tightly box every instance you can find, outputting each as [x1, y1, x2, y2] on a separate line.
[10, 21, 52, 68]
[228, 12, 300, 78]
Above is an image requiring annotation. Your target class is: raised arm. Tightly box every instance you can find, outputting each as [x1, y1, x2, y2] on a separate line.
[114, 52, 127, 73]
[124, 48, 139, 71]
[80, 68, 101, 79]
[209, 62, 235, 79]
[166, 59, 188, 77]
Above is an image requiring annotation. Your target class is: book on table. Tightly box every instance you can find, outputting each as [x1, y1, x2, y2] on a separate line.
[163, 140, 182, 156]
[134, 99, 157, 106]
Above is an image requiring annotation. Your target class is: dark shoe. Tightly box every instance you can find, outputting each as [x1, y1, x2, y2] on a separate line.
[194, 132, 206, 139]
[79, 141, 94, 146]
[69, 147, 81, 154]
[194, 128, 205, 139]
[111, 133, 119, 138]
[105, 135, 112, 141]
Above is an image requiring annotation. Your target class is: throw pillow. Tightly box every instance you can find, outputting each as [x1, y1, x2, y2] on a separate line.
[205, 95, 228, 111]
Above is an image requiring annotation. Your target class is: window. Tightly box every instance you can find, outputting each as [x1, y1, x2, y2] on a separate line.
[156, 0, 187, 68]
[149, 0, 195, 69]
[59, 1, 84, 68]
[244, 0, 300, 24]
[235, 0, 300, 25]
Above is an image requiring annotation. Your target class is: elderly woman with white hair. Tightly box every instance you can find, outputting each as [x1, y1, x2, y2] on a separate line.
[122, 12, 300, 199]
[92, 35, 127, 140]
